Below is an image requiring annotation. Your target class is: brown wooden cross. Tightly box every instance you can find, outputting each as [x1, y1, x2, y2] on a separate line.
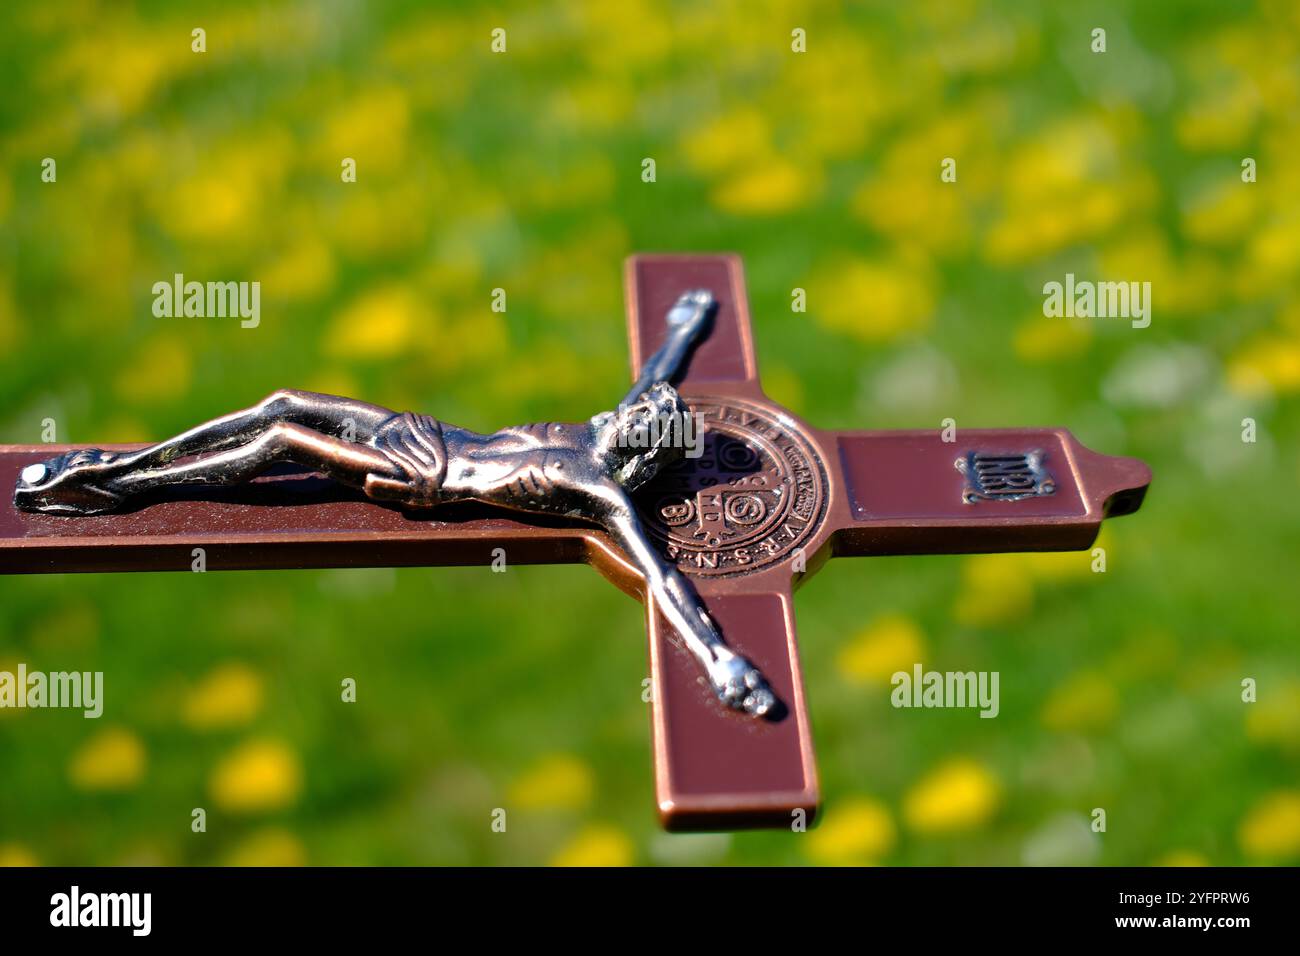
[0, 254, 1151, 831]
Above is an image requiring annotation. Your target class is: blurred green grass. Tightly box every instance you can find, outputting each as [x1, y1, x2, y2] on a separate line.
[0, 0, 1297, 865]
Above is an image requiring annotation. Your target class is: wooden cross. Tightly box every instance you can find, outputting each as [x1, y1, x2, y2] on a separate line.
[0, 254, 1151, 831]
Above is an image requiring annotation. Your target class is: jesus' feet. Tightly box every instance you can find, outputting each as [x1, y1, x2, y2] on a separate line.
[708, 653, 778, 719]
[13, 449, 127, 515]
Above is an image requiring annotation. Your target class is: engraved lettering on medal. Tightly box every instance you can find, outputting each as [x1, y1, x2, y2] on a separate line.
[637, 398, 828, 576]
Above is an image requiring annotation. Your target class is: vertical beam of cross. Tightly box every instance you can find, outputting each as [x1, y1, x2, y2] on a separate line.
[623, 255, 819, 830]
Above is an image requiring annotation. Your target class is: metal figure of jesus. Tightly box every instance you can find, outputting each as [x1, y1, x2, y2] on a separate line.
[13, 291, 777, 718]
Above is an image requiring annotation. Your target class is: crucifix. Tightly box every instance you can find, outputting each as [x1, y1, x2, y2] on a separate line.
[0, 254, 1151, 831]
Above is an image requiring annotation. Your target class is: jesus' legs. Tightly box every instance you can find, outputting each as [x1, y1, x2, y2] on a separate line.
[117, 389, 397, 472]
[108, 422, 395, 497]
[14, 391, 402, 515]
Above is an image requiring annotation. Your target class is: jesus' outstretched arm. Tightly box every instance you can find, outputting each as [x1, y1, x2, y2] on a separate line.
[622, 290, 716, 408]
[597, 487, 776, 718]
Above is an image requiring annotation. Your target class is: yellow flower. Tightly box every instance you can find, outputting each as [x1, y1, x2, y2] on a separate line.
[508, 754, 594, 811]
[223, 828, 307, 867]
[0, 844, 38, 867]
[758, 364, 805, 413]
[321, 86, 410, 175]
[1246, 213, 1300, 283]
[837, 614, 926, 685]
[69, 728, 147, 792]
[783, 36, 890, 160]
[1154, 850, 1209, 867]
[1245, 680, 1300, 751]
[183, 663, 264, 731]
[711, 160, 817, 216]
[854, 171, 971, 254]
[811, 257, 934, 343]
[986, 118, 1150, 264]
[169, 172, 251, 240]
[1238, 791, 1300, 859]
[954, 542, 1097, 629]
[1041, 672, 1119, 732]
[952, 554, 1034, 626]
[850, 101, 1006, 253]
[1013, 314, 1092, 363]
[262, 237, 335, 304]
[159, 134, 291, 242]
[903, 758, 1000, 833]
[578, 0, 672, 73]
[1181, 180, 1259, 245]
[550, 823, 634, 867]
[62, 24, 190, 120]
[683, 109, 772, 176]
[806, 798, 896, 865]
[1099, 229, 1205, 313]
[1022, 542, 1100, 583]
[1281, 301, 1300, 335]
[210, 740, 302, 813]
[1227, 335, 1300, 397]
[325, 285, 423, 360]
[1175, 78, 1260, 151]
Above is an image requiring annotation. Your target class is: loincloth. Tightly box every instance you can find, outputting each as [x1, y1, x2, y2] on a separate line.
[365, 412, 449, 507]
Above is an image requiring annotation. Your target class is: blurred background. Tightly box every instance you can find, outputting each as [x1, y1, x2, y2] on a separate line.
[0, 0, 1297, 866]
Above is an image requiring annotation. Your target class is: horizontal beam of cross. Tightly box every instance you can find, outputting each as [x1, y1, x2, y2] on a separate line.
[0, 428, 1147, 575]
